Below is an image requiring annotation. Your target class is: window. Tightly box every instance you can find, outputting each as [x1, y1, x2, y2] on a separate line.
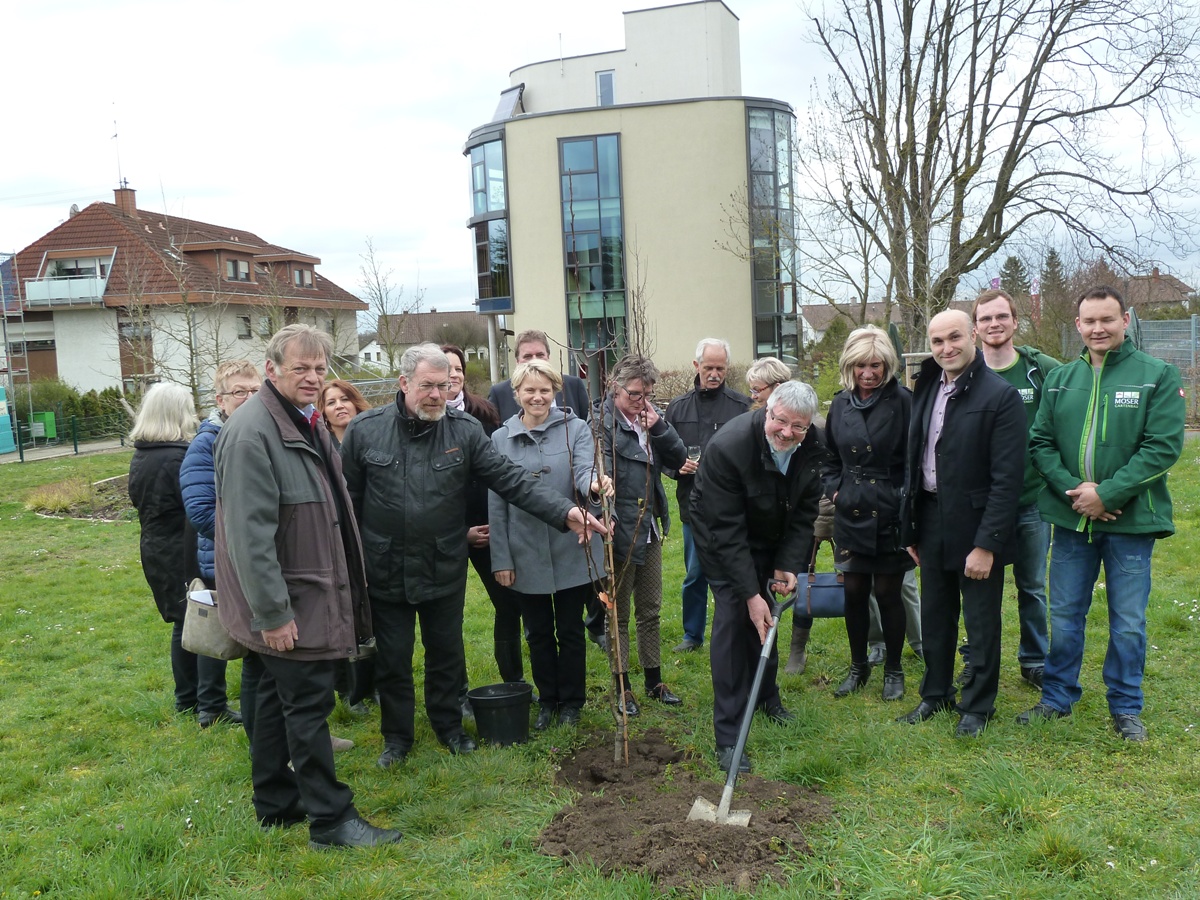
[237, 316, 252, 339]
[469, 140, 506, 218]
[258, 315, 273, 337]
[293, 269, 313, 288]
[474, 219, 511, 301]
[596, 71, 615, 107]
[747, 105, 798, 363]
[225, 259, 250, 281]
[559, 134, 625, 358]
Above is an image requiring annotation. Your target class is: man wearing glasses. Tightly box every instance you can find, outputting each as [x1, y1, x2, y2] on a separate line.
[340, 344, 605, 767]
[664, 338, 750, 653]
[689, 381, 824, 773]
[897, 310, 1025, 737]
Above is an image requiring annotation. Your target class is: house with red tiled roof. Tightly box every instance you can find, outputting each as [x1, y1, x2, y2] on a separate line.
[1121, 267, 1194, 311]
[6, 186, 365, 396]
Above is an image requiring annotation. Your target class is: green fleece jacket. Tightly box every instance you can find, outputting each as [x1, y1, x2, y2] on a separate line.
[1029, 339, 1184, 537]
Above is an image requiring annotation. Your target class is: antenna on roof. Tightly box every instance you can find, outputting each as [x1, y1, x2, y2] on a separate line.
[112, 115, 124, 189]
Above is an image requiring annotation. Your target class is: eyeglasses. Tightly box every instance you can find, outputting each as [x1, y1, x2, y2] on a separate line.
[415, 381, 453, 394]
[767, 410, 811, 435]
[749, 383, 782, 398]
[218, 388, 260, 399]
[621, 386, 655, 402]
[975, 312, 1013, 325]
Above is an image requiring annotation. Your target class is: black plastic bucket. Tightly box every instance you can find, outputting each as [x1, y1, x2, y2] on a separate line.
[466, 682, 533, 746]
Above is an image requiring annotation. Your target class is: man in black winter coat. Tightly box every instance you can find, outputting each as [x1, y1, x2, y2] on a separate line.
[896, 310, 1025, 737]
[690, 381, 824, 773]
[665, 338, 750, 651]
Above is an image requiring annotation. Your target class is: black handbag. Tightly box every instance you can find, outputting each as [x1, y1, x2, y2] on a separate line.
[802, 539, 845, 618]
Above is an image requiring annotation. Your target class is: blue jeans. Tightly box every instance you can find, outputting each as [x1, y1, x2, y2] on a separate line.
[1012, 504, 1050, 667]
[681, 523, 710, 645]
[1041, 528, 1155, 716]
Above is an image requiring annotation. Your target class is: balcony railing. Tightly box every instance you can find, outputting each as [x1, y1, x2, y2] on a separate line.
[24, 276, 106, 307]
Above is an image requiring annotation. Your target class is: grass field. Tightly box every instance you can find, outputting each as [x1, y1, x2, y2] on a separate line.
[1, 447, 1198, 898]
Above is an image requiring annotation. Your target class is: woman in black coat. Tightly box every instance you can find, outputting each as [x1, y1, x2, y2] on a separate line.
[822, 326, 913, 702]
[127, 382, 221, 718]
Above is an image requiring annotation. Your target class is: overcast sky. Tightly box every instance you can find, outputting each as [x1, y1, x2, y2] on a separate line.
[0, 0, 814, 315]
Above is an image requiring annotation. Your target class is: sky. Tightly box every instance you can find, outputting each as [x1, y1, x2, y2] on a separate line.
[0, 0, 814, 316]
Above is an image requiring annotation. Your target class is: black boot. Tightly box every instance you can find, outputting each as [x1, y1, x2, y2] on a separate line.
[881, 668, 905, 701]
[834, 662, 871, 698]
[494, 640, 524, 684]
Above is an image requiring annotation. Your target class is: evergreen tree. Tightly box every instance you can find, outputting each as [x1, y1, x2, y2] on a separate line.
[999, 255, 1032, 299]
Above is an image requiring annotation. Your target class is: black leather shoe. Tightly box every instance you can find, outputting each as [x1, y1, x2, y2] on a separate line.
[376, 743, 409, 769]
[259, 802, 307, 830]
[834, 662, 871, 698]
[673, 638, 702, 652]
[618, 691, 641, 717]
[647, 683, 682, 706]
[716, 745, 751, 774]
[955, 662, 974, 688]
[1021, 666, 1045, 689]
[443, 733, 477, 755]
[896, 699, 955, 724]
[198, 707, 242, 728]
[534, 706, 555, 731]
[758, 699, 794, 723]
[308, 816, 402, 850]
[1112, 713, 1147, 742]
[955, 712, 991, 737]
[1015, 702, 1069, 725]
[558, 706, 581, 726]
[866, 645, 885, 667]
[881, 669, 905, 702]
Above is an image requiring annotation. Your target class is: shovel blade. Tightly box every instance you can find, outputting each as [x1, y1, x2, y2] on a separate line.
[687, 796, 751, 827]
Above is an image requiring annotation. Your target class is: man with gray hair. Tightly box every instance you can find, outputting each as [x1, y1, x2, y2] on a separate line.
[665, 337, 750, 652]
[690, 380, 824, 773]
[215, 325, 397, 849]
[340, 343, 606, 767]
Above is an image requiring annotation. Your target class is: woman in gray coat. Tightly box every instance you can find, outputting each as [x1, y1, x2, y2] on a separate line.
[490, 360, 605, 729]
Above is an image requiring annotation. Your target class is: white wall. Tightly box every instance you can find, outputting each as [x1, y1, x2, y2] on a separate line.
[513, 1, 741, 114]
[53, 308, 122, 392]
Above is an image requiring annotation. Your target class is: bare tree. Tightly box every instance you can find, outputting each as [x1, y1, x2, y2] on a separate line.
[359, 238, 423, 374]
[802, 0, 1200, 340]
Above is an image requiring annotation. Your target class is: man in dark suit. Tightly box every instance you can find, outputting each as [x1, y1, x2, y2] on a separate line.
[487, 329, 591, 422]
[897, 309, 1025, 737]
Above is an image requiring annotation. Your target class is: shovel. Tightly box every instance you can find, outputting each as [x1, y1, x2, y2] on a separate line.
[688, 582, 797, 827]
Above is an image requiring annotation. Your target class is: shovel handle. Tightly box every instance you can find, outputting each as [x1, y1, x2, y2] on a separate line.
[721, 580, 798, 791]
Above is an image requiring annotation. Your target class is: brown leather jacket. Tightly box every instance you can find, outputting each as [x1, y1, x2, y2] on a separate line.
[213, 383, 371, 661]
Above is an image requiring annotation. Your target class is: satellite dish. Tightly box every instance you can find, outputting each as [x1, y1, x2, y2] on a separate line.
[69, 204, 80, 217]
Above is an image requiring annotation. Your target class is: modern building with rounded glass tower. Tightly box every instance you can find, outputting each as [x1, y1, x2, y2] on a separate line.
[464, 0, 797, 379]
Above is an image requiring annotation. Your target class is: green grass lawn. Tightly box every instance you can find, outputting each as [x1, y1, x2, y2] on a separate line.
[1, 448, 1198, 898]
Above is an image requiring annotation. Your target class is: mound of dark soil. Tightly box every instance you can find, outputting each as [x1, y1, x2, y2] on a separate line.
[538, 728, 832, 893]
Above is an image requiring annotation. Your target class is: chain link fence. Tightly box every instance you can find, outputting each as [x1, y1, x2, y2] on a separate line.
[1061, 316, 1199, 421]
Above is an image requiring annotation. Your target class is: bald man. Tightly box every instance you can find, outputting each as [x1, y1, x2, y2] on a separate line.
[896, 310, 1026, 737]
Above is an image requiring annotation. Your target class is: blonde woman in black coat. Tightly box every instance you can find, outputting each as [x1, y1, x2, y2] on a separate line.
[822, 326, 913, 702]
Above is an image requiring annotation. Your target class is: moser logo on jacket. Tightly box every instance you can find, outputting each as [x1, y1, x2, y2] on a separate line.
[1113, 390, 1141, 408]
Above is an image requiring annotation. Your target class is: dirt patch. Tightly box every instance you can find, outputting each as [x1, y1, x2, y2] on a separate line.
[538, 729, 832, 893]
[28, 474, 134, 521]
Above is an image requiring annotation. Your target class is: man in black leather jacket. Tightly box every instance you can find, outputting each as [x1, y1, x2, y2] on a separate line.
[664, 338, 750, 651]
[690, 381, 824, 773]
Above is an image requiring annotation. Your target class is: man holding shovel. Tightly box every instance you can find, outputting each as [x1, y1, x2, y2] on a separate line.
[690, 381, 826, 773]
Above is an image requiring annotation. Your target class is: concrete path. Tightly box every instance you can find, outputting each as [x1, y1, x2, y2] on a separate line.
[0, 438, 128, 465]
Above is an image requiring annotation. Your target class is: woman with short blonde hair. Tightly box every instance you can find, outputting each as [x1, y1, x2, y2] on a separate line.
[745, 357, 791, 410]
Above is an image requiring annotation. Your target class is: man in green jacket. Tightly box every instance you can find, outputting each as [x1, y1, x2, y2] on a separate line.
[1018, 285, 1184, 741]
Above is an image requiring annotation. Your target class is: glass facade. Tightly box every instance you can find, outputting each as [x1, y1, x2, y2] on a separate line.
[559, 134, 625, 356]
[466, 136, 512, 313]
[747, 105, 798, 363]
